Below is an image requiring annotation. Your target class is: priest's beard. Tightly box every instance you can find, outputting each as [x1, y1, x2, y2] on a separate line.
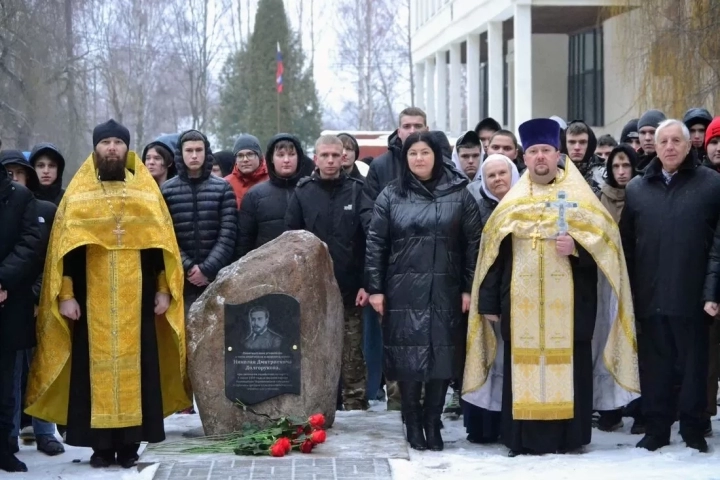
[95, 151, 127, 181]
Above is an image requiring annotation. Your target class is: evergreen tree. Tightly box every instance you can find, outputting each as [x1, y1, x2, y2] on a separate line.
[215, 0, 322, 150]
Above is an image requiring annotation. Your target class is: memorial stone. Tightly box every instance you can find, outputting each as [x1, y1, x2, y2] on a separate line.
[186, 230, 344, 435]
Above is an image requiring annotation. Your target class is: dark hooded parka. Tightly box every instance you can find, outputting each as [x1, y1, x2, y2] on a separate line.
[364, 133, 482, 382]
[0, 150, 57, 305]
[0, 162, 41, 352]
[235, 134, 310, 258]
[28, 143, 66, 205]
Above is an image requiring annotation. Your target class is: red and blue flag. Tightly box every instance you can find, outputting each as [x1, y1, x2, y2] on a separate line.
[276, 42, 283, 93]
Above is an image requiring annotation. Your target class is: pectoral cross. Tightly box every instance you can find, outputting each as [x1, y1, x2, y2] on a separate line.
[545, 191, 578, 235]
[113, 224, 125, 246]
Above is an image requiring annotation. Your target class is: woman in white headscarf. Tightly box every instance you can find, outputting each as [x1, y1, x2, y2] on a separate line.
[467, 154, 521, 227]
[462, 153, 520, 444]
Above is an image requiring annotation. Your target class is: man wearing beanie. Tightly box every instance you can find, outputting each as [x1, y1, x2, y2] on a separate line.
[620, 119, 640, 151]
[636, 109, 666, 171]
[683, 108, 713, 164]
[464, 118, 638, 456]
[225, 134, 269, 208]
[26, 119, 192, 469]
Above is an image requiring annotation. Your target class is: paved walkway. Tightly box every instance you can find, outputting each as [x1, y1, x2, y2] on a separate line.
[153, 458, 392, 480]
[145, 410, 404, 480]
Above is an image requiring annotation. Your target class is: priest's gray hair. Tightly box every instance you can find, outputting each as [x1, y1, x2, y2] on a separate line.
[655, 119, 690, 143]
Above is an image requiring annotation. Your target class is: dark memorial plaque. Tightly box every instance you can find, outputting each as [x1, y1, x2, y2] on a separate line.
[224, 293, 301, 405]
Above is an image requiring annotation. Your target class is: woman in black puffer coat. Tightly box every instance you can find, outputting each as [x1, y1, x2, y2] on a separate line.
[161, 130, 237, 301]
[235, 134, 309, 259]
[365, 131, 482, 452]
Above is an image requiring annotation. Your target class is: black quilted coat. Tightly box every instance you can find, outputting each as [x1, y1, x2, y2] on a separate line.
[161, 130, 237, 289]
[364, 164, 482, 381]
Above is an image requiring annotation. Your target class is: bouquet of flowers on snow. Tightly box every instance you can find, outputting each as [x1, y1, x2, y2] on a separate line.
[233, 413, 327, 457]
[150, 408, 327, 457]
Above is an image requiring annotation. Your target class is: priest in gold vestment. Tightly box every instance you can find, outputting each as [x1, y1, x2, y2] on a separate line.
[25, 120, 192, 469]
[463, 118, 639, 456]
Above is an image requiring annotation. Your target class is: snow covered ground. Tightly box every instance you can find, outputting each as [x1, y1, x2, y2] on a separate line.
[9, 399, 720, 479]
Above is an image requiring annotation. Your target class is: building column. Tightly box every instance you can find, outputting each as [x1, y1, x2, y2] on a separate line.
[513, 3, 532, 129]
[488, 21, 504, 124]
[435, 50, 448, 132]
[415, 62, 425, 110]
[425, 57, 436, 128]
[449, 42, 462, 134]
[466, 34, 481, 132]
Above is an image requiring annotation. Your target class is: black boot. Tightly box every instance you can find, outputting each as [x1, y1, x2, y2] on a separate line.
[398, 381, 426, 451]
[636, 434, 669, 451]
[423, 380, 449, 451]
[0, 431, 27, 472]
[90, 449, 115, 468]
[117, 443, 140, 468]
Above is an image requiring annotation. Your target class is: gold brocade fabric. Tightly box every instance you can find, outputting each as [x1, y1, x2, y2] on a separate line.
[462, 159, 640, 420]
[25, 152, 192, 428]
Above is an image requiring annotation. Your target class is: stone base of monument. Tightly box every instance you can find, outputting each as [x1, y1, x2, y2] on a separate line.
[186, 231, 345, 436]
[142, 410, 410, 463]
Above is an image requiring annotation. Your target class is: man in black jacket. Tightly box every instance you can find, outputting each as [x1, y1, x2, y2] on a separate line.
[161, 130, 237, 317]
[236, 134, 309, 258]
[0, 151, 63, 457]
[286, 135, 369, 411]
[359, 107, 427, 232]
[620, 119, 720, 453]
[0, 162, 41, 472]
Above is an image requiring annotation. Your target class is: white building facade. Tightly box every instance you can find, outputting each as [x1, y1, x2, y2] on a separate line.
[411, 0, 639, 138]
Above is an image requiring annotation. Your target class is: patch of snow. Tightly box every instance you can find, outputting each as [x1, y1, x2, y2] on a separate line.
[389, 414, 720, 480]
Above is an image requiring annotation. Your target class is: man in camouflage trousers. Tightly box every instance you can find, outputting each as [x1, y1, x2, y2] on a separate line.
[285, 134, 369, 410]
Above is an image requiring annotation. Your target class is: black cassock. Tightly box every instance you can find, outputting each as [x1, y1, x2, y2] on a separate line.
[63, 246, 165, 451]
[478, 237, 598, 454]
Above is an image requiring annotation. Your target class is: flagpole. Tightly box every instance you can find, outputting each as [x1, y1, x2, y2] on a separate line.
[277, 88, 280, 133]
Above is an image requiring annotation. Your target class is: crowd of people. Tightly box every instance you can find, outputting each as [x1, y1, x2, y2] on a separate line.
[0, 104, 719, 472]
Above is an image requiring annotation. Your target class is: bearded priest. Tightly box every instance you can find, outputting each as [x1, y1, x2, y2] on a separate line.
[462, 118, 639, 457]
[25, 120, 192, 469]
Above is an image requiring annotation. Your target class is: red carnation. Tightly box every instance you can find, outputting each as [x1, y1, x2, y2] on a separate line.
[270, 440, 286, 457]
[310, 429, 326, 444]
[308, 414, 325, 429]
[300, 439, 314, 454]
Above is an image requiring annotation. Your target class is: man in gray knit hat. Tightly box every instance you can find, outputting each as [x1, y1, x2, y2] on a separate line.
[225, 134, 269, 209]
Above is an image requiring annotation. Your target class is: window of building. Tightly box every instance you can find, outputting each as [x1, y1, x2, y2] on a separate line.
[567, 27, 604, 126]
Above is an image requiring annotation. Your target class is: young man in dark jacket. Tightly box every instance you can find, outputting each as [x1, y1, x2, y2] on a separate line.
[683, 107, 713, 164]
[0, 151, 63, 457]
[285, 135, 369, 411]
[236, 134, 309, 258]
[0, 162, 41, 472]
[29, 143, 66, 206]
[161, 130, 237, 315]
[620, 119, 720, 453]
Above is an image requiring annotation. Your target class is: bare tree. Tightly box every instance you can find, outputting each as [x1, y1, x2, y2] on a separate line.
[334, 0, 412, 130]
[608, 0, 720, 116]
[170, 0, 232, 131]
